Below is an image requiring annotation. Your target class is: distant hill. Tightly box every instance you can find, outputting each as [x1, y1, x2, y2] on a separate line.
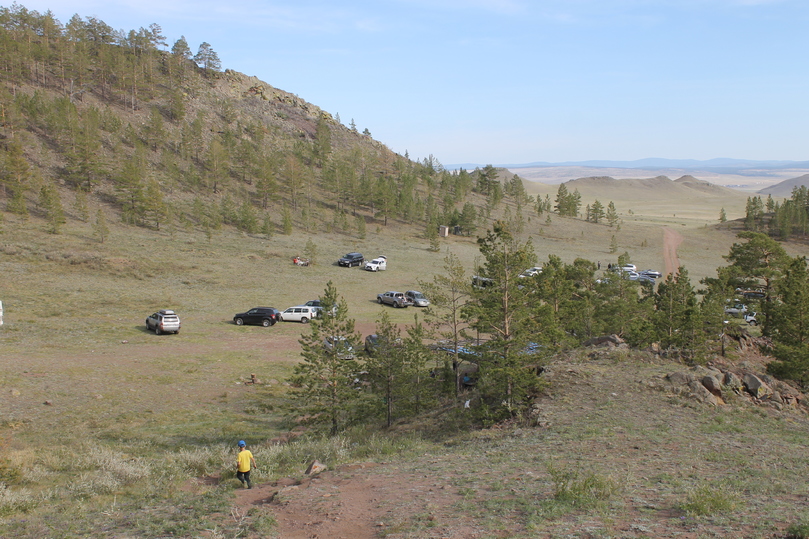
[758, 174, 809, 198]
[563, 174, 742, 200]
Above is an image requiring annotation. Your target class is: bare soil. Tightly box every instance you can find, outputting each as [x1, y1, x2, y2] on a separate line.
[662, 226, 684, 276]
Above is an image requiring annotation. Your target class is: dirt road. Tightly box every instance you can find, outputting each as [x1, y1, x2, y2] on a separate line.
[662, 226, 684, 276]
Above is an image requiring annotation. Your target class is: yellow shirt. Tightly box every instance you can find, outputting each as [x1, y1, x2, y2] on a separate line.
[237, 449, 253, 473]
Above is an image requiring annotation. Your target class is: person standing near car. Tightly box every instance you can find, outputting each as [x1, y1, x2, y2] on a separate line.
[236, 440, 257, 488]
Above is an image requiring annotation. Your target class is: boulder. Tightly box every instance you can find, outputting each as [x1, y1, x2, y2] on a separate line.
[743, 373, 773, 399]
[665, 372, 694, 385]
[305, 460, 327, 475]
[722, 372, 743, 392]
[688, 380, 723, 406]
[701, 375, 723, 398]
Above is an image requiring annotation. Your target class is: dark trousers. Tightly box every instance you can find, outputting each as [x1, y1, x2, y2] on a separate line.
[237, 470, 251, 486]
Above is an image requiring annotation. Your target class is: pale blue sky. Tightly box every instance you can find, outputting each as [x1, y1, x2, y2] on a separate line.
[10, 0, 809, 165]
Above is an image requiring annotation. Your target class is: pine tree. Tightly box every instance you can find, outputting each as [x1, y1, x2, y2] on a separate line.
[654, 267, 701, 353]
[282, 206, 293, 235]
[768, 257, 809, 385]
[38, 183, 65, 234]
[606, 201, 619, 227]
[719, 207, 727, 223]
[93, 207, 109, 243]
[467, 222, 541, 419]
[590, 200, 605, 223]
[194, 42, 221, 72]
[420, 251, 473, 399]
[288, 282, 362, 435]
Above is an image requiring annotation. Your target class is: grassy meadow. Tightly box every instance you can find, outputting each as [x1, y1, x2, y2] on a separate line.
[2, 185, 809, 537]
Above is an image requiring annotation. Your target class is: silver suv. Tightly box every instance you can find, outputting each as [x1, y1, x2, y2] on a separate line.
[146, 310, 181, 334]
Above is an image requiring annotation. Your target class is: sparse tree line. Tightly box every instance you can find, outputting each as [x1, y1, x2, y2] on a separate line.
[0, 4, 531, 240]
[743, 187, 809, 241]
[287, 224, 809, 434]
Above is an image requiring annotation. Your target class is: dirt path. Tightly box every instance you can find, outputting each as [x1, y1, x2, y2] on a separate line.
[662, 226, 684, 276]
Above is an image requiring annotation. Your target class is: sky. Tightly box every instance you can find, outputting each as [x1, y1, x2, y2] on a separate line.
[9, 0, 809, 166]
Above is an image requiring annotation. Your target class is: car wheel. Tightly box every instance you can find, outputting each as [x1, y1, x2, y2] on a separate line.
[378, 297, 383, 304]
[279, 316, 284, 322]
[394, 302, 400, 308]
[155, 327, 162, 335]
[749, 320, 758, 326]
[301, 317, 309, 323]
[235, 318, 244, 326]
[262, 319, 271, 327]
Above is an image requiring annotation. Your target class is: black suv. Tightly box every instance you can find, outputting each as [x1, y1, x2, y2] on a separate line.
[233, 307, 280, 327]
[338, 252, 364, 267]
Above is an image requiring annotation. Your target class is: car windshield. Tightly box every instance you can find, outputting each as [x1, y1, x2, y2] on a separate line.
[411, 292, 425, 299]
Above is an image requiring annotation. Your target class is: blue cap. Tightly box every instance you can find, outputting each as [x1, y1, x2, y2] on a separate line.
[238, 440, 246, 447]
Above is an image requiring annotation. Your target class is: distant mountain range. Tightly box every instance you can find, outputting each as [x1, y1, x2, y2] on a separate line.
[449, 158, 809, 174]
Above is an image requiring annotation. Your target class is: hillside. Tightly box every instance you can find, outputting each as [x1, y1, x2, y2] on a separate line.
[0, 4, 524, 243]
[759, 173, 809, 198]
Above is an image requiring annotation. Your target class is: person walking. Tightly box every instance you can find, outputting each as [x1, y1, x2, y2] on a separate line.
[236, 440, 257, 489]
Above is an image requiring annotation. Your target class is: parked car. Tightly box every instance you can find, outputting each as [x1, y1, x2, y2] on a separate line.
[364, 333, 403, 355]
[519, 267, 543, 278]
[304, 299, 337, 316]
[338, 252, 364, 267]
[620, 264, 637, 272]
[472, 275, 493, 289]
[737, 288, 766, 299]
[324, 336, 355, 359]
[233, 307, 280, 327]
[630, 273, 656, 284]
[279, 305, 320, 323]
[146, 309, 181, 335]
[405, 290, 429, 307]
[724, 303, 748, 316]
[377, 291, 413, 308]
[639, 269, 662, 279]
[744, 312, 758, 326]
[364, 256, 387, 271]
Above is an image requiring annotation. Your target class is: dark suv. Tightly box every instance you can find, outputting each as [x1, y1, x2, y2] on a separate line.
[233, 307, 280, 327]
[338, 252, 364, 267]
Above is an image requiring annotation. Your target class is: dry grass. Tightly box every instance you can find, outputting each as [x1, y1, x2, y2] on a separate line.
[1, 188, 807, 537]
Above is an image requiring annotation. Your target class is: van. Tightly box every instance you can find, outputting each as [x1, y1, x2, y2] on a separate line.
[279, 305, 320, 323]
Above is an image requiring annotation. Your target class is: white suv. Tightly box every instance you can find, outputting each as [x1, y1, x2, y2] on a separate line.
[280, 305, 320, 323]
[146, 310, 181, 335]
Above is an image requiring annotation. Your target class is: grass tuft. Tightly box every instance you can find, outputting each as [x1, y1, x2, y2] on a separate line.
[678, 484, 739, 516]
[547, 464, 619, 508]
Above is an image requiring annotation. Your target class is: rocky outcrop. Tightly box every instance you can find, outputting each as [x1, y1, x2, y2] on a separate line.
[662, 363, 804, 409]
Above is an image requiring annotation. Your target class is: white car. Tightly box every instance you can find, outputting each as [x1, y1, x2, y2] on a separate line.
[620, 264, 637, 272]
[324, 336, 355, 359]
[279, 305, 320, 323]
[519, 267, 542, 278]
[364, 256, 387, 271]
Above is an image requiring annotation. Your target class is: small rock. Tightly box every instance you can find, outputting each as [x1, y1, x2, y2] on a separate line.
[305, 460, 327, 475]
[44, 400, 52, 406]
